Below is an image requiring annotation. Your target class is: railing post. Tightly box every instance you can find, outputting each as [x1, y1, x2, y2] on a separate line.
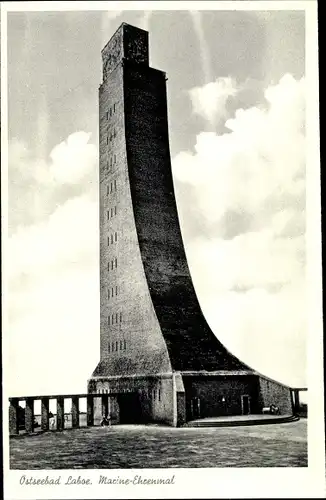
[87, 395, 94, 426]
[71, 396, 79, 428]
[294, 390, 300, 413]
[41, 397, 49, 431]
[56, 397, 64, 431]
[25, 398, 34, 433]
[9, 399, 19, 436]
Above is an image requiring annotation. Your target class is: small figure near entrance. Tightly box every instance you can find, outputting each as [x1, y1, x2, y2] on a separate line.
[270, 404, 280, 415]
[49, 411, 55, 430]
[262, 404, 280, 415]
[100, 413, 112, 428]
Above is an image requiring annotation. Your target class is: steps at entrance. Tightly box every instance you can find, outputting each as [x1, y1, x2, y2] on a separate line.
[184, 414, 299, 428]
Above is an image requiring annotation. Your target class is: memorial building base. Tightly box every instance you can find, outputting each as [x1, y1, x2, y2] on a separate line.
[88, 372, 293, 427]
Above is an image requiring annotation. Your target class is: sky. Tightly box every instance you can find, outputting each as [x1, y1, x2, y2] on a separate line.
[5, 7, 308, 397]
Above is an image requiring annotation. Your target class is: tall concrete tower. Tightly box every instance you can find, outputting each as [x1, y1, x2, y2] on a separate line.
[88, 23, 294, 425]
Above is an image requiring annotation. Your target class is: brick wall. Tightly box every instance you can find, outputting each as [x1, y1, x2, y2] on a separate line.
[182, 375, 261, 419]
[89, 375, 175, 425]
[258, 377, 293, 415]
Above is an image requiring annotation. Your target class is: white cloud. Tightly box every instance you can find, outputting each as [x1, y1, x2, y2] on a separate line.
[50, 131, 97, 184]
[7, 132, 99, 396]
[202, 280, 306, 387]
[9, 131, 97, 231]
[189, 77, 238, 124]
[174, 74, 305, 234]
[173, 74, 306, 386]
[8, 194, 98, 281]
[187, 232, 304, 295]
[7, 199, 100, 395]
[8, 267, 99, 396]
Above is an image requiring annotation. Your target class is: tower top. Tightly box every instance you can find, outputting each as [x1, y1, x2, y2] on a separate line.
[102, 23, 149, 80]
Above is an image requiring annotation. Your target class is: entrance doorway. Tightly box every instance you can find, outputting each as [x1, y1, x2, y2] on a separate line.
[117, 393, 142, 424]
[191, 397, 201, 419]
[241, 395, 251, 415]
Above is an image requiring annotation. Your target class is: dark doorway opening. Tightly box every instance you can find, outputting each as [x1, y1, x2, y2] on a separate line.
[117, 393, 142, 424]
[191, 397, 201, 419]
[241, 395, 251, 415]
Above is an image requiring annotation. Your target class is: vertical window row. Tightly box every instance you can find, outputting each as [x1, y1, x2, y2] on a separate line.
[107, 206, 117, 220]
[106, 103, 117, 120]
[107, 312, 122, 325]
[107, 286, 118, 300]
[107, 232, 118, 245]
[107, 258, 118, 271]
[107, 154, 117, 167]
[109, 339, 126, 352]
[107, 128, 117, 143]
[152, 388, 161, 401]
[107, 180, 117, 195]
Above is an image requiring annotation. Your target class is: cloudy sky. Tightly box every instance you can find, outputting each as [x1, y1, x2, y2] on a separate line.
[5, 6, 308, 396]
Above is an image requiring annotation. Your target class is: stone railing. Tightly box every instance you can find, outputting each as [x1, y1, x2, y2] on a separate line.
[8, 392, 119, 436]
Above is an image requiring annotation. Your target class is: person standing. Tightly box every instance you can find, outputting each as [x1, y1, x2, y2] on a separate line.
[49, 411, 55, 430]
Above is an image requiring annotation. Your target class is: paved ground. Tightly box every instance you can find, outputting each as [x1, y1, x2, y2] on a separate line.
[186, 413, 293, 425]
[190, 414, 289, 422]
[10, 419, 307, 469]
